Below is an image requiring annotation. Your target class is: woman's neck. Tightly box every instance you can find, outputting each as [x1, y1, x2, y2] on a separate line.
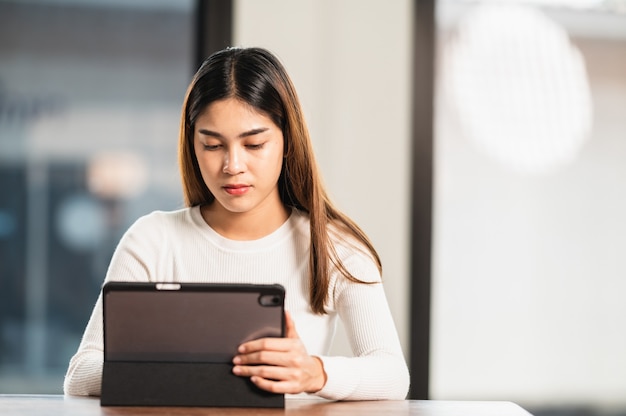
[200, 203, 290, 241]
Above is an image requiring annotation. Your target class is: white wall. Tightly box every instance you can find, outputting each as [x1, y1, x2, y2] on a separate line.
[233, 0, 413, 357]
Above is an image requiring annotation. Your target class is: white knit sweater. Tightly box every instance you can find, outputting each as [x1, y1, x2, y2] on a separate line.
[63, 207, 409, 400]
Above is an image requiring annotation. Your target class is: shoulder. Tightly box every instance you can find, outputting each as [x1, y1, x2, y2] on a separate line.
[134, 206, 196, 225]
[334, 224, 379, 263]
[288, 209, 380, 283]
[327, 219, 381, 284]
[289, 208, 311, 237]
[123, 206, 199, 241]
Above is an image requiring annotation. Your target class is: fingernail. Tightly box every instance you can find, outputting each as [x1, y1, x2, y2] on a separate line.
[233, 366, 241, 375]
[233, 356, 241, 364]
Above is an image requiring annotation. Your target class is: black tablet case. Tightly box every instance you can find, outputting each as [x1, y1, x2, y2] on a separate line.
[100, 282, 285, 408]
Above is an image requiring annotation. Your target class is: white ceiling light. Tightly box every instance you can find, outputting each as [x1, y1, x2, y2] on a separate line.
[442, 3, 593, 174]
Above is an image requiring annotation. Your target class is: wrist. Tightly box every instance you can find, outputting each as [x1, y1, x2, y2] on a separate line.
[306, 355, 327, 393]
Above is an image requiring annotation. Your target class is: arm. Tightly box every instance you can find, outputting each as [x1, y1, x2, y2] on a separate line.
[63, 214, 164, 396]
[315, 279, 410, 400]
[63, 295, 105, 396]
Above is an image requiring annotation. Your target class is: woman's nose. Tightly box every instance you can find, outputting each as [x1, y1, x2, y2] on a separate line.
[222, 147, 245, 175]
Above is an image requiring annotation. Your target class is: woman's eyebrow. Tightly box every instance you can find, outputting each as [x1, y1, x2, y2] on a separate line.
[239, 127, 269, 138]
[197, 127, 269, 138]
[197, 128, 221, 138]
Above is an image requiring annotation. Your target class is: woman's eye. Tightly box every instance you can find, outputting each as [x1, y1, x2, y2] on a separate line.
[202, 143, 221, 151]
[246, 143, 264, 150]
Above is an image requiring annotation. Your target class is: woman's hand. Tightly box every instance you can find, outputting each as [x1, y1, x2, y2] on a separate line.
[232, 311, 327, 394]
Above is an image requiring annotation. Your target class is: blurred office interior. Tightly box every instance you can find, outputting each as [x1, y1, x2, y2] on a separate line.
[0, 1, 624, 415]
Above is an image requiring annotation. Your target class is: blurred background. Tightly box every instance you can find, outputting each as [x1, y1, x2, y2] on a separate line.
[0, 0, 624, 415]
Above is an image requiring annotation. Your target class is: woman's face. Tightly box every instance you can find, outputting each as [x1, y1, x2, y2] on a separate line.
[193, 98, 285, 218]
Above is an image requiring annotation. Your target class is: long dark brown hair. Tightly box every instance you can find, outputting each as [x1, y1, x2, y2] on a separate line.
[178, 47, 381, 314]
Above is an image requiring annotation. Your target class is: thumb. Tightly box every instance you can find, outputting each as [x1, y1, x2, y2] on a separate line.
[284, 311, 299, 339]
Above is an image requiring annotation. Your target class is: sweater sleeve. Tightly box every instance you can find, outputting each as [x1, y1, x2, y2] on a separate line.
[63, 214, 164, 396]
[63, 294, 105, 396]
[314, 252, 410, 401]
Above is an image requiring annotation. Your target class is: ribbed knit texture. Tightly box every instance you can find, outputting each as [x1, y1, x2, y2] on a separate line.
[63, 207, 409, 400]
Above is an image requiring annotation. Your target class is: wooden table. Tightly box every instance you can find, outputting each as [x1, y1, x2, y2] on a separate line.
[0, 395, 532, 415]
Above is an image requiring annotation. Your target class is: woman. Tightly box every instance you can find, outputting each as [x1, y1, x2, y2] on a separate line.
[64, 47, 409, 400]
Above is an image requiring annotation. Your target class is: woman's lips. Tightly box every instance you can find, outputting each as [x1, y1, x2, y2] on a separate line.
[223, 184, 251, 195]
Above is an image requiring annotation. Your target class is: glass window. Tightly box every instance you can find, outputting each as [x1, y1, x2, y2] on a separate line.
[0, 0, 195, 393]
[433, 0, 626, 412]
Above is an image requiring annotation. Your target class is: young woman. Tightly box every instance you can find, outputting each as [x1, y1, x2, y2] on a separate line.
[64, 47, 410, 400]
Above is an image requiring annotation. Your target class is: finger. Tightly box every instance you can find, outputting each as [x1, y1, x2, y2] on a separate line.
[237, 336, 297, 354]
[245, 368, 321, 395]
[233, 350, 294, 366]
[284, 311, 299, 339]
[233, 363, 294, 380]
[249, 376, 301, 394]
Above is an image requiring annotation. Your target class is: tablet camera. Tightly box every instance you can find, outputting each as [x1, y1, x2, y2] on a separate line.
[258, 294, 282, 307]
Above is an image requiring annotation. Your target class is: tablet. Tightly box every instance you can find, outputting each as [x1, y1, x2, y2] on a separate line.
[100, 281, 285, 408]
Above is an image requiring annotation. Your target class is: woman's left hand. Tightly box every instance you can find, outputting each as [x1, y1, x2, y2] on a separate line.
[232, 311, 327, 394]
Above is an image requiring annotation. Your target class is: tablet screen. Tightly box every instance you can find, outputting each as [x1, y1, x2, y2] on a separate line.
[103, 283, 284, 363]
